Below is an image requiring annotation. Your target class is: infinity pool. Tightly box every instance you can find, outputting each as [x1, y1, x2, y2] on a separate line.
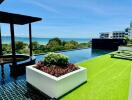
[35, 48, 112, 63]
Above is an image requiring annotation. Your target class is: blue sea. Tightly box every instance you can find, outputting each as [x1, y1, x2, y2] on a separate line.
[1, 36, 91, 44]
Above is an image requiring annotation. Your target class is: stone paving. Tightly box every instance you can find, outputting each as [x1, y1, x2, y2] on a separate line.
[0, 80, 52, 100]
[0, 64, 52, 100]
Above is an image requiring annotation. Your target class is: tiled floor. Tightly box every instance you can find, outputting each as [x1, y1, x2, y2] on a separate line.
[0, 64, 52, 100]
[0, 80, 52, 100]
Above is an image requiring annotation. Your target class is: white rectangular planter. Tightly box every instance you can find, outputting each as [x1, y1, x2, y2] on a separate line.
[26, 65, 87, 98]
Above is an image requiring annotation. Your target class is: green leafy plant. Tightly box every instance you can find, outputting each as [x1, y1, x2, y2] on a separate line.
[47, 37, 62, 47]
[44, 52, 69, 67]
[15, 41, 27, 50]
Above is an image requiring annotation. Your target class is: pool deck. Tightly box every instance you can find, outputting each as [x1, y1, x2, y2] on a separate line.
[0, 52, 132, 100]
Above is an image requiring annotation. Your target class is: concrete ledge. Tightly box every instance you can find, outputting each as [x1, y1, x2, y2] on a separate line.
[128, 66, 132, 100]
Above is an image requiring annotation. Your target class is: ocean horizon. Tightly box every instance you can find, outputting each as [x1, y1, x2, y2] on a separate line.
[1, 36, 91, 44]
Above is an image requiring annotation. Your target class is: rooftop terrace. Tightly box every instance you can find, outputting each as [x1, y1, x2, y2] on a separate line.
[0, 52, 131, 100]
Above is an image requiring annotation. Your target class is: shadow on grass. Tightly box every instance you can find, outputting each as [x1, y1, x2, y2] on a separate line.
[56, 81, 87, 100]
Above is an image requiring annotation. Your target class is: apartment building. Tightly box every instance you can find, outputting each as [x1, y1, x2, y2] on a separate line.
[99, 21, 132, 39]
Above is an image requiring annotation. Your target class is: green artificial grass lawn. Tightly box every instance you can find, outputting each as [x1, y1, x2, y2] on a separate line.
[62, 54, 132, 100]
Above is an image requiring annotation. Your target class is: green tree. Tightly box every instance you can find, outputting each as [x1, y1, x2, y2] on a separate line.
[15, 41, 26, 51]
[64, 40, 78, 49]
[78, 42, 92, 48]
[124, 36, 132, 44]
[32, 41, 40, 50]
[47, 37, 62, 47]
[49, 45, 65, 52]
[2, 44, 11, 54]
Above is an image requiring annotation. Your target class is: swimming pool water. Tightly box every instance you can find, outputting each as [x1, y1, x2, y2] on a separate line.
[35, 48, 112, 63]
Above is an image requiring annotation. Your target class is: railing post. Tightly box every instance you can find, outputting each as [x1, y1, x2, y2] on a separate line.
[0, 26, 2, 55]
[10, 23, 16, 66]
[29, 23, 32, 57]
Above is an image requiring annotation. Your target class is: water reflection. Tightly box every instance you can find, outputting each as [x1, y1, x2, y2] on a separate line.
[1, 64, 5, 85]
[0, 63, 25, 85]
[92, 49, 113, 57]
[35, 48, 112, 63]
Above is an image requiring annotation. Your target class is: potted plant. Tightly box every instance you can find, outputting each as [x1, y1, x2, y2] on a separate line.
[26, 52, 87, 99]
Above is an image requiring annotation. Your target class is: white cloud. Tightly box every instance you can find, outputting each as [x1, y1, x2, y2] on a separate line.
[22, 0, 60, 14]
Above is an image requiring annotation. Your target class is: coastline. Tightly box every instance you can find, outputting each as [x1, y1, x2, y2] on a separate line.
[2, 36, 91, 44]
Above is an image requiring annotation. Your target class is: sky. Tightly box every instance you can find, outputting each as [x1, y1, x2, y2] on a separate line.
[0, 0, 132, 38]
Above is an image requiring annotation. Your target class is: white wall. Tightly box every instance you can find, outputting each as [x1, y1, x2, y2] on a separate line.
[128, 29, 132, 39]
